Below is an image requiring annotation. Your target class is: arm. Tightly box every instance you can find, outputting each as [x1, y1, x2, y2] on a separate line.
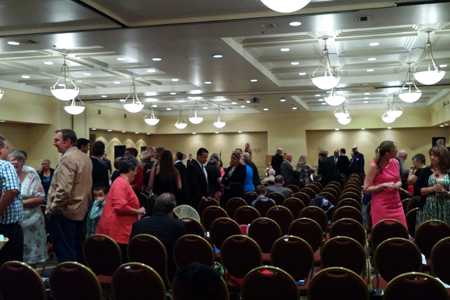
[363, 163, 396, 194]
[176, 171, 182, 190]
[414, 168, 431, 196]
[111, 185, 145, 215]
[23, 173, 46, 208]
[49, 157, 75, 213]
[230, 165, 247, 184]
[407, 172, 418, 185]
[148, 167, 156, 190]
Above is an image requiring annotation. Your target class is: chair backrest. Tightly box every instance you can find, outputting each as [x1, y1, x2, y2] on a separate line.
[306, 184, 321, 194]
[209, 217, 241, 250]
[83, 234, 122, 276]
[329, 218, 366, 247]
[201, 206, 228, 231]
[373, 238, 421, 287]
[308, 267, 369, 300]
[253, 198, 276, 217]
[49, 262, 102, 300]
[288, 218, 323, 252]
[431, 237, 450, 285]
[266, 205, 294, 235]
[233, 206, 261, 225]
[299, 206, 328, 232]
[173, 234, 214, 269]
[282, 197, 305, 219]
[310, 181, 323, 191]
[0, 261, 47, 300]
[174, 205, 201, 222]
[271, 236, 314, 281]
[322, 187, 340, 200]
[384, 272, 450, 300]
[371, 219, 409, 251]
[342, 187, 361, 197]
[300, 187, 316, 199]
[406, 208, 418, 237]
[128, 234, 169, 287]
[225, 197, 247, 219]
[341, 173, 348, 184]
[401, 198, 410, 214]
[340, 191, 361, 202]
[244, 192, 257, 204]
[172, 275, 229, 300]
[292, 192, 311, 206]
[333, 205, 363, 224]
[318, 191, 337, 206]
[198, 198, 219, 218]
[286, 184, 300, 194]
[221, 235, 262, 279]
[268, 192, 286, 205]
[241, 266, 300, 300]
[337, 198, 362, 211]
[415, 220, 450, 258]
[321, 236, 366, 275]
[248, 217, 282, 253]
[179, 217, 205, 237]
[328, 180, 342, 189]
[112, 263, 166, 300]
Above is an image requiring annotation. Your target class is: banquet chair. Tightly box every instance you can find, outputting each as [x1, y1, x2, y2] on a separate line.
[209, 217, 241, 250]
[233, 206, 261, 225]
[253, 198, 276, 217]
[293, 192, 311, 206]
[201, 206, 228, 231]
[299, 206, 328, 233]
[332, 205, 363, 224]
[198, 198, 220, 219]
[337, 198, 362, 211]
[244, 192, 257, 205]
[179, 217, 205, 237]
[405, 208, 418, 237]
[286, 184, 300, 193]
[248, 217, 282, 262]
[267, 192, 285, 205]
[370, 219, 408, 252]
[383, 272, 449, 300]
[317, 191, 337, 206]
[329, 218, 367, 247]
[172, 275, 229, 300]
[306, 184, 321, 195]
[282, 197, 305, 219]
[415, 220, 450, 259]
[173, 234, 214, 269]
[266, 205, 294, 235]
[300, 187, 316, 200]
[0, 261, 47, 300]
[321, 236, 366, 276]
[431, 237, 450, 286]
[225, 197, 247, 219]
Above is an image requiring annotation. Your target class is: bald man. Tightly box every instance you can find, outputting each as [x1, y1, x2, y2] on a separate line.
[280, 153, 294, 186]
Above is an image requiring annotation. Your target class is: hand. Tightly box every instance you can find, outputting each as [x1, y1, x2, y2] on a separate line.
[410, 165, 416, 171]
[137, 207, 146, 216]
[383, 182, 396, 189]
[393, 182, 402, 190]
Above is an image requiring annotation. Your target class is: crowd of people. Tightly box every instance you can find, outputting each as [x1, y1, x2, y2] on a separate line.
[1, 130, 450, 272]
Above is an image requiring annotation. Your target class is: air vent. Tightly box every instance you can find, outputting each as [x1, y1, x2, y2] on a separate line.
[21, 39, 39, 44]
[258, 23, 278, 29]
[354, 16, 373, 22]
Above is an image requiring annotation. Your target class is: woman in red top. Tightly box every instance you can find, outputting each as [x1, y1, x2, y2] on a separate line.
[97, 156, 146, 262]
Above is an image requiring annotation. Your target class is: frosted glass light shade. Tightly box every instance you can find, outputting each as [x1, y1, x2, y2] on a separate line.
[123, 102, 144, 113]
[382, 112, 396, 123]
[144, 114, 159, 125]
[311, 76, 340, 90]
[175, 121, 187, 129]
[337, 116, 351, 125]
[50, 87, 79, 101]
[324, 95, 345, 106]
[413, 70, 445, 85]
[0, 90, 4, 100]
[64, 98, 85, 115]
[334, 106, 349, 119]
[386, 105, 403, 118]
[261, 0, 311, 13]
[213, 120, 226, 128]
[399, 90, 422, 103]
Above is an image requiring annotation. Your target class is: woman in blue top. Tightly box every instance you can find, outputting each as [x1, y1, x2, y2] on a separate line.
[242, 152, 255, 193]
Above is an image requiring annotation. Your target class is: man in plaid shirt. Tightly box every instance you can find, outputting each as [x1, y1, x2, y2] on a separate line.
[0, 135, 24, 265]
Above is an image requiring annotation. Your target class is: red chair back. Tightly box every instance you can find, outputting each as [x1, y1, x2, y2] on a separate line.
[329, 218, 366, 247]
[288, 218, 323, 252]
[201, 206, 228, 231]
[371, 219, 409, 251]
[266, 205, 294, 235]
[0, 261, 47, 300]
[83, 234, 122, 276]
[210, 217, 241, 250]
[384, 272, 449, 300]
[300, 187, 316, 200]
[337, 198, 362, 211]
[299, 206, 328, 232]
[333, 205, 363, 224]
[321, 236, 366, 275]
[268, 192, 286, 206]
[221, 235, 262, 279]
[307, 184, 321, 194]
[233, 206, 261, 225]
[248, 217, 282, 253]
[173, 234, 214, 269]
[225, 197, 247, 219]
[253, 198, 276, 217]
[282, 197, 305, 219]
[431, 237, 450, 285]
[286, 184, 300, 194]
[293, 192, 311, 206]
[318, 191, 336, 206]
[415, 220, 450, 258]
[244, 192, 257, 205]
[179, 217, 205, 237]
[406, 208, 418, 237]
[198, 198, 219, 218]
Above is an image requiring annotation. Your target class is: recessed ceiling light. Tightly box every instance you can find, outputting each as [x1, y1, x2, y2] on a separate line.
[250, 79, 258, 82]
[145, 92, 157, 96]
[361, 128, 365, 130]
[166, 108, 172, 110]
[319, 99, 324, 102]
[58, 83, 65, 87]
[147, 69, 156, 72]
[231, 102, 237, 104]
[107, 130, 112, 132]
[364, 97, 369, 99]
[440, 125, 445, 127]
[83, 73, 91, 76]
[299, 72, 306, 76]
[44, 61, 53, 65]
[281, 48, 290, 52]
[0, 120, 5, 123]
[152, 104, 157, 107]
[122, 131, 126, 133]
[364, 101, 368, 104]
[152, 58, 162, 61]
[114, 81, 121, 84]
[213, 54, 223, 58]
[369, 42, 379, 46]
[445, 124, 449, 126]
[387, 127, 392, 129]
[21, 75, 30, 79]
[291, 62, 299, 65]
[238, 131, 242, 133]
[172, 78, 179, 82]
[170, 92, 177, 95]
[292, 107, 297, 110]
[289, 21, 302, 26]
[368, 58, 376, 61]
[280, 98, 286, 102]
[147, 133, 150, 135]
[117, 57, 126, 61]
[246, 100, 251, 103]
[264, 108, 268, 111]
[335, 128, 339, 131]
[440, 64, 447, 68]
[204, 81, 212, 84]
[215, 132, 219, 134]
[366, 69, 374, 72]
[7, 41, 20, 45]
[135, 132, 139, 134]
[321, 103, 326, 105]
[364, 92, 370, 95]
[101, 95, 107, 98]
[177, 100, 184, 103]
[91, 128, 96, 130]
[241, 105, 246, 108]
[315, 94, 321, 97]
[193, 132, 196, 135]
[190, 90, 202, 94]
[203, 106, 208, 109]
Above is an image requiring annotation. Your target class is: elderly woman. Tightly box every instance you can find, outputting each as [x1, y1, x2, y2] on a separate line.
[8, 151, 47, 267]
[38, 158, 54, 200]
[297, 155, 315, 186]
[205, 153, 222, 200]
[241, 152, 255, 193]
[96, 156, 146, 262]
[220, 150, 247, 207]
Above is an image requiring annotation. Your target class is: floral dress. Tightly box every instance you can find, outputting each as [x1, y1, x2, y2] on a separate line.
[21, 172, 48, 264]
[416, 174, 450, 227]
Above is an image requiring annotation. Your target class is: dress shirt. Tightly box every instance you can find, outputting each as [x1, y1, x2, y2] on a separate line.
[0, 160, 23, 224]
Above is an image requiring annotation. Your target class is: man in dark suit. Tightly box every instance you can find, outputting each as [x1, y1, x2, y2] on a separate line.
[337, 148, 351, 177]
[186, 148, 209, 210]
[318, 150, 343, 187]
[174, 151, 187, 205]
[186, 154, 193, 167]
[90, 141, 109, 188]
[130, 193, 186, 282]
[271, 148, 284, 175]
[280, 153, 294, 186]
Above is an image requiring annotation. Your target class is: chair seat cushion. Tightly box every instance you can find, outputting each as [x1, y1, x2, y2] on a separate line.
[298, 274, 312, 296]
[314, 250, 321, 266]
[98, 275, 112, 287]
[262, 253, 271, 264]
[226, 277, 242, 293]
[371, 275, 389, 290]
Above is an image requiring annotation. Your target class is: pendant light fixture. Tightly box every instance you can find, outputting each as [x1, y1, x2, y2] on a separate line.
[189, 101, 203, 124]
[334, 105, 349, 119]
[50, 56, 80, 101]
[261, 0, 311, 13]
[399, 63, 422, 103]
[144, 107, 159, 126]
[0, 89, 4, 100]
[213, 107, 226, 128]
[386, 98, 403, 119]
[122, 79, 144, 113]
[324, 87, 346, 106]
[64, 97, 85, 115]
[382, 111, 396, 123]
[413, 31, 445, 85]
[337, 116, 351, 125]
[175, 109, 187, 129]
[310, 38, 340, 90]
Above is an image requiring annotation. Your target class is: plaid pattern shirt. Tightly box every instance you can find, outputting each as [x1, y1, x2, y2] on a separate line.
[0, 160, 23, 224]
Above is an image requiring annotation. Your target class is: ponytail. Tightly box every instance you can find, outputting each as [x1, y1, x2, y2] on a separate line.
[375, 141, 395, 173]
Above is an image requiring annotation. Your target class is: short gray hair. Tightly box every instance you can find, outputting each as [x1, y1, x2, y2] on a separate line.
[55, 129, 78, 146]
[41, 158, 51, 166]
[119, 155, 139, 174]
[8, 151, 26, 163]
[242, 152, 251, 164]
[155, 193, 177, 213]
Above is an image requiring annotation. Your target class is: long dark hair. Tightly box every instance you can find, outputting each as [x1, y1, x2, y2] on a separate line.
[159, 150, 179, 184]
[429, 145, 450, 174]
[375, 141, 395, 173]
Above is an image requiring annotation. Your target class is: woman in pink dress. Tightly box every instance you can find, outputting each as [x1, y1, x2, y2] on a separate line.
[364, 141, 407, 228]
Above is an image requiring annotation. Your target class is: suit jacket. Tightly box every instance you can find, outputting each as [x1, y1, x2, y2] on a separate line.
[130, 212, 187, 281]
[221, 164, 246, 207]
[280, 160, 294, 186]
[47, 147, 93, 220]
[186, 159, 193, 167]
[271, 154, 284, 175]
[336, 155, 350, 177]
[350, 152, 365, 175]
[247, 161, 261, 188]
[318, 156, 343, 187]
[174, 161, 187, 205]
[91, 157, 110, 188]
[266, 184, 292, 199]
[186, 159, 208, 209]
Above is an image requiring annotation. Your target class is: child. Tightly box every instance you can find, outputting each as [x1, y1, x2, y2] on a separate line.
[86, 185, 108, 238]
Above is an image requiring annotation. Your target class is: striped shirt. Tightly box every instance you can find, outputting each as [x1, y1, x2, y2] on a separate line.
[0, 160, 23, 224]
